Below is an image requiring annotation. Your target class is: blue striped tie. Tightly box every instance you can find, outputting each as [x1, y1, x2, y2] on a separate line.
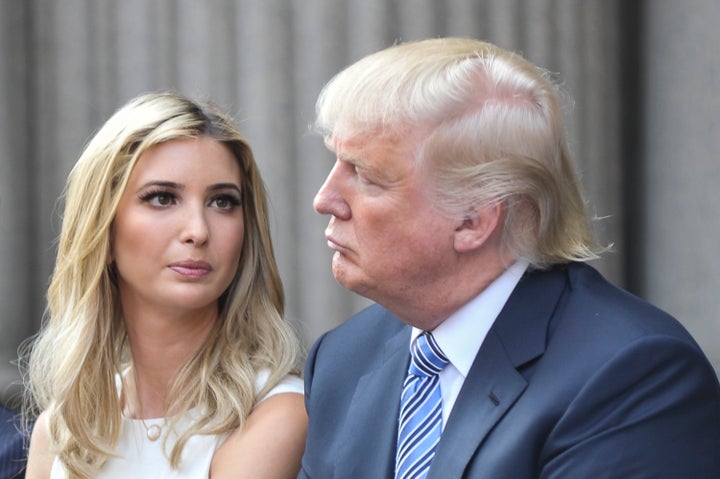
[396, 332, 449, 479]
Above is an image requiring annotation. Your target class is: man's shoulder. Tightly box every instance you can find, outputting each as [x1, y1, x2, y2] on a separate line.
[563, 262, 689, 334]
[309, 303, 407, 367]
[528, 262, 703, 363]
[501, 262, 700, 358]
[326, 302, 405, 340]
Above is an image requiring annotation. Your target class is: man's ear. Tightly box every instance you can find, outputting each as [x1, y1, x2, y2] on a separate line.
[453, 202, 503, 253]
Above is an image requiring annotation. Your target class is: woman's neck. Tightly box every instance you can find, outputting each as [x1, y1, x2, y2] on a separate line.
[122, 305, 219, 419]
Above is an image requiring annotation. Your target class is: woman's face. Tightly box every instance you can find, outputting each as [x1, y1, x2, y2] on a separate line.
[112, 136, 245, 319]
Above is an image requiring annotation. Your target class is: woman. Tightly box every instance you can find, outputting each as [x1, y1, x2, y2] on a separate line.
[23, 92, 306, 478]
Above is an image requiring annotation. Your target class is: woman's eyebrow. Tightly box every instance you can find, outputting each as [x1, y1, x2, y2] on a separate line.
[207, 183, 242, 194]
[136, 180, 183, 192]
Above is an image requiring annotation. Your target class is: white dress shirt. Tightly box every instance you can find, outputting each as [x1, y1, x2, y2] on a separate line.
[409, 260, 529, 428]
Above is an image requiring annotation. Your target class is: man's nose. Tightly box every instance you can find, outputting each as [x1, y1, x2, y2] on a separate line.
[313, 161, 350, 220]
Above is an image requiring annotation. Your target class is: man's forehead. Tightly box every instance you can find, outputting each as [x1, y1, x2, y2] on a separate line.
[329, 128, 407, 153]
[333, 138, 372, 168]
[330, 131, 424, 184]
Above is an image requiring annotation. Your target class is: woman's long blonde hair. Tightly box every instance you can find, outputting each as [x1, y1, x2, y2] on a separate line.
[23, 92, 300, 478]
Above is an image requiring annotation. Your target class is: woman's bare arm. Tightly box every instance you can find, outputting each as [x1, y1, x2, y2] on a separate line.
[25, 411, 54, 479]
[211, 392, 307, 479]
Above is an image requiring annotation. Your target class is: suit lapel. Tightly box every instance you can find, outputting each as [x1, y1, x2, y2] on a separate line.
[428, 329, 527, 478]
[334, 326, 411, 478]
[428, 266, 568, 478]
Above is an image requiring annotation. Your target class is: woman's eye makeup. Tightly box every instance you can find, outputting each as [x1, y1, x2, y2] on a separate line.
[209, 193, 242, 210]
[138, 189, 176, 207]
[137, 188, 242, 211]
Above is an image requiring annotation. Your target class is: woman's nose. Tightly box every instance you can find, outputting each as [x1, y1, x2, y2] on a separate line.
[179, 205, 210, 245]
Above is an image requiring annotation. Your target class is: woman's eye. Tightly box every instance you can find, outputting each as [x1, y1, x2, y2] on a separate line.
[154, 193, 173, 206]
[139, 191, 176, 207]
[210, 195, 242, 210]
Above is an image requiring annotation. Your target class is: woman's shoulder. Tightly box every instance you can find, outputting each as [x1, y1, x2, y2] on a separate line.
[254, 369, 303, 402]
[209, 370, 306, 477]
[211, 388, 307, 478]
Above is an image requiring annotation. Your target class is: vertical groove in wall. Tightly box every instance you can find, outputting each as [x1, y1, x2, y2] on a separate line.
[618, 1, 645, 296]
[24, 0, 39, 334]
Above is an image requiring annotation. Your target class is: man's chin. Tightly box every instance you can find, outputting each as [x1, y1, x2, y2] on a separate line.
[331, 262, 369, 296]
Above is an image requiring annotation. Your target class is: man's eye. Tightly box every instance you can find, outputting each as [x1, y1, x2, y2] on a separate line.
[354, 166, 374, 185]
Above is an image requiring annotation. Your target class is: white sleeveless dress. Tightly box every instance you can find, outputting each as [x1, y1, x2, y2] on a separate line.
[50, 372, 303, 478]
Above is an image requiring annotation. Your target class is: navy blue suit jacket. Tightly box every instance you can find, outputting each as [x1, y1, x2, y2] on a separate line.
[299, 263, 720, 478]
[0, 405, 25, 479]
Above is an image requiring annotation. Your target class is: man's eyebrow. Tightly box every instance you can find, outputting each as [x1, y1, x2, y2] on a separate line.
[337, 151, 362, 164]
[337, 153, 376, 174]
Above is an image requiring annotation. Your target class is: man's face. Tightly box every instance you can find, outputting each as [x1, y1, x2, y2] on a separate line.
[313, 131, 459, 314]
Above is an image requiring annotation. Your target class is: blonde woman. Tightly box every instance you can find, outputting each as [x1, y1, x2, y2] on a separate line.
[24, 92, 306, 478]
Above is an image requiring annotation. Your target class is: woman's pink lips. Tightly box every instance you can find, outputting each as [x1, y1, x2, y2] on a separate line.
[168, 260, 212, 278]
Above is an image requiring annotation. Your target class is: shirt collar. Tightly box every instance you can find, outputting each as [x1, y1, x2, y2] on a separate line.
[411, 260, 529, 377]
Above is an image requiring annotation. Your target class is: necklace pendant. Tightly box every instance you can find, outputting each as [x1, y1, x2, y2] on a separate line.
[146, 424, 162, 441]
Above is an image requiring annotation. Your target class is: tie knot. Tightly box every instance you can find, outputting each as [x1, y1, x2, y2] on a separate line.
[409, 332, 449, 377]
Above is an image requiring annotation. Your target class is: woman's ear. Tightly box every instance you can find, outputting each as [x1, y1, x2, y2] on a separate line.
[453, 202, 503, 253]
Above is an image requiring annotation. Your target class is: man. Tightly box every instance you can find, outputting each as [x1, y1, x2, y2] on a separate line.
[300, 37, 720, 478]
